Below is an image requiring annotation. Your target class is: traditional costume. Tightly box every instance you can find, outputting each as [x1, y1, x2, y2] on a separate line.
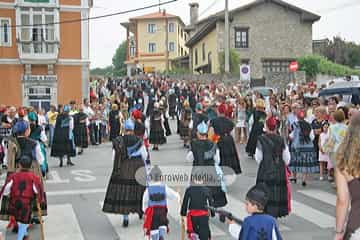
[73, 110, 89, 154]
[0, 121, 47, 229]
[289, 112, 319, 175]
[51, 105, 76, 167]
[149, 104, 166, 149]
[142, 166, 180, 240]
[190, 103, 208, 140]
[210, 104, 241, 174]
[181, 184, 214, 240]
[187, 122, 227, 208]
[0, 155, 45, 240]
[246, 100, 267, 157]
[179, 101, 192, 147]
[28, 112, 48, 177]
[103, 119, 148, 227]
[228, 184, 283, 240]
[168, 89, 177, 119]
[109, 105, 121, 141]
[255, 117, 291, 218]
[160, 98, 172, 137]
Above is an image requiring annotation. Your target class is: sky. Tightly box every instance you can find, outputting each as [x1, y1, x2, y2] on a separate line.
[89, 0, 360, 68]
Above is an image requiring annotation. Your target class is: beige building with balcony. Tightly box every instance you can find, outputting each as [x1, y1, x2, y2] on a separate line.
[122, 10, 188, 76]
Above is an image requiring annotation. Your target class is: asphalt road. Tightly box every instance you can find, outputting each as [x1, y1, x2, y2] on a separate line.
[1, 120, 336, 240]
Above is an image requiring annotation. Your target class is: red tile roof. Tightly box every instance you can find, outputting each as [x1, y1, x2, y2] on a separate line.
[130, 11, 178, 20]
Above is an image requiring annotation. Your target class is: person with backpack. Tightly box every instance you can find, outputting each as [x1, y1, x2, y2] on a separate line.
[255, 116, 291, 218]
[289, 110, 319, 187]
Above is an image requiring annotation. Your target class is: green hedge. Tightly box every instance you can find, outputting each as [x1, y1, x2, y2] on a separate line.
[297, 55, 360, 78]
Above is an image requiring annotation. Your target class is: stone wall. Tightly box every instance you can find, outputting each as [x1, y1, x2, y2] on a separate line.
[264, 71, 306, 90]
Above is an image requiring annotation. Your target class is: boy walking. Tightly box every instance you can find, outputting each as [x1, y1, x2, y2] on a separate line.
[0, 155, 44, 240]
[227, 184, 282, 240]
[142, 165, 180, 240]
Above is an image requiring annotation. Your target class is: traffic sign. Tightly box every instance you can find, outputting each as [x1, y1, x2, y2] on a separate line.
[289, 61, 299, 72]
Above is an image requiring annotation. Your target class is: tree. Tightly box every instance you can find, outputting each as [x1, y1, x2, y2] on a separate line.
[112, 40, 127, 76]
[317, 36, 360, 68]
[219, 49, 240, 75]
[297, 55, 360, 80]
[90, 65, 114, 76]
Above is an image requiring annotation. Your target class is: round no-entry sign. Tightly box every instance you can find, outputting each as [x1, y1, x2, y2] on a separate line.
[289, 61, 299, 72]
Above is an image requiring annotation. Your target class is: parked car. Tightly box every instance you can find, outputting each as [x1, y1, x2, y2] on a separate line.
[319, 80, 360, 105]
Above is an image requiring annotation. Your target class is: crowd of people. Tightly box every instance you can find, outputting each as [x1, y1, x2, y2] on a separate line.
[0, 74, 359, 240]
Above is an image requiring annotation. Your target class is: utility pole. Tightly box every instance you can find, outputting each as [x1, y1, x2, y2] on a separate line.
[224, 0, 230, 74]
[165, 12, 169, 73]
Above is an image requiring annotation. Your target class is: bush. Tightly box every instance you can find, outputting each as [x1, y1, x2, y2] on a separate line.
[297, 55, 360, 79]
[219, 49, 240, 75]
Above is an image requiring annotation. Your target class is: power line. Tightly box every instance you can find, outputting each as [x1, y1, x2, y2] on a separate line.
[199, 0, 219, 18]
[1, 0, 178, 29]
[319, 0, 360, 14]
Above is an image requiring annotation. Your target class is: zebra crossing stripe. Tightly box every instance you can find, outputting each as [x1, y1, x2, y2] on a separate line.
[291, 200, 335, 228]
[100, 202, 147, 239]
[226, 194, 291, 231]
[45, 204, 84, 240]
[297, 189, 336, 206]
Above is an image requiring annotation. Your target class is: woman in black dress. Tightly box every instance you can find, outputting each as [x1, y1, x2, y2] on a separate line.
[73, 105, 89, 155]
[108, 104, 121, 141]
[209, 103, 242, 174]
[149, 102, 166, 151]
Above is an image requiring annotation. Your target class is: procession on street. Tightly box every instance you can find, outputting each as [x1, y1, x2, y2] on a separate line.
[1, 0, 360, 239]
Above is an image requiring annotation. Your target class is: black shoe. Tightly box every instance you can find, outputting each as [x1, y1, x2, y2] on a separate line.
[31, 218, 41, 224]
[302, 181, 307, 187]
[122, 219, 129, 228]
[290, 178, 297, 184]
[67, 161, 75, 166]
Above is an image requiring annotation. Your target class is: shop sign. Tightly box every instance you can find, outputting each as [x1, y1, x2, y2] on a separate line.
[23, 75, 57, 81]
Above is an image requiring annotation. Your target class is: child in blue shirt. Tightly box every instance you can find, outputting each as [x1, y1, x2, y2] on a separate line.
[227, 184, 282, 240]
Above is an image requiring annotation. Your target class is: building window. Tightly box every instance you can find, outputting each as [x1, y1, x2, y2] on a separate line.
[168, 22, 175, 33]
[262, 60, 292, 73]
[148, 24, 156, 33]
[0, 18, 11, 47]
[235, 28, 249, 48]
[169, 42, 175, 52]
[148, 43, 156, 53]
[202, 43, 206, 61]
[194, 48, 198, 65]
[18, 7, 57, 54]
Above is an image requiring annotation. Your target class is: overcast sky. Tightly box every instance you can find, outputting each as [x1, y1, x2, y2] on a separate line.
[89, 0, 360, 68]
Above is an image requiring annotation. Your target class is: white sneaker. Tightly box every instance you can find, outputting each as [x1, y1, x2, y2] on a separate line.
[319, 176, 324, 181]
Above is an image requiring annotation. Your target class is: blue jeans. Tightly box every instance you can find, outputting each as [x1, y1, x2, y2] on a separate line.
[17, 223, 28, 240]
[49, 125, 55, 146]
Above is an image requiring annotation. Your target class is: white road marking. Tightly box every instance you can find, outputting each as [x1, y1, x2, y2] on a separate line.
[71, 170, 96, 182]
[291, 200, 335, 228]
[100, 202, 147, 240]
[46, 171, 70, 184]
[45, 204, 84, 240]
[297, 189, 336, 206]
[226, 194, 291, 231]
[47, 188, 106, 196]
